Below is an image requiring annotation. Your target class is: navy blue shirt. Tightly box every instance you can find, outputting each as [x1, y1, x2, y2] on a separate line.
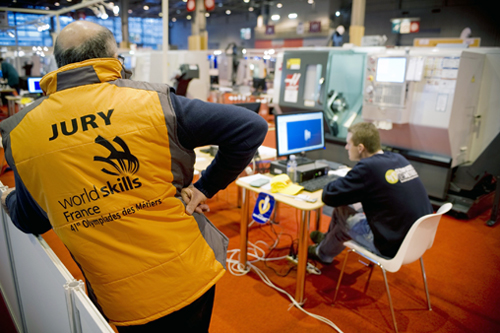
[322, 151, 433, 257]
[170, 94, 268, 198]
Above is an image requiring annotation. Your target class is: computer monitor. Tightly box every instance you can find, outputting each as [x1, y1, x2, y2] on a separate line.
[375, 57, 407, 83]
[27, 77, 43, 94]
[234, 102, 261, 113]
[252, 78, 266, 92]
[275, 111, 325, 158]
[122, 55, 133, 70]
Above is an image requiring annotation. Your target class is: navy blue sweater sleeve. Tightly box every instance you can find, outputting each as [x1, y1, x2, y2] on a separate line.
[170, 94, 268, 198]
[322, 162, 367, 207]
[4, 173, 52, 235]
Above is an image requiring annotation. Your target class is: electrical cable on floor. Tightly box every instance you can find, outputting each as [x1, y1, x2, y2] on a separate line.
[227, 222, 343, 332]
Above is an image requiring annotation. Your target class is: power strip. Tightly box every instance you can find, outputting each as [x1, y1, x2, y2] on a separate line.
[285, 255, 321, 275]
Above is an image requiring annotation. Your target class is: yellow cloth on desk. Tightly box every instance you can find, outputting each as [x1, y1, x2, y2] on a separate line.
[20, 97, 34, 105]
[270, 174, 304, 195]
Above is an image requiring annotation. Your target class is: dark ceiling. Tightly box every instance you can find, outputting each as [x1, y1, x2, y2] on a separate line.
[0, 0, 282, 20]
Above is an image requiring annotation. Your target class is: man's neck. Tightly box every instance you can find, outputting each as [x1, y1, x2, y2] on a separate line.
[361, 149, 384, 160]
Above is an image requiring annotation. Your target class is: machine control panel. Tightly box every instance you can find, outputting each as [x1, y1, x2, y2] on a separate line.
[363, 55, 408, 107]
[362, 55, 412, 124]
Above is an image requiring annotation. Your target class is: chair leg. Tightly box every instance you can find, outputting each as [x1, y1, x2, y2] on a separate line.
[333, 249, 353, 303]
[380, 267, 398, 333]
[420, 257, 432, 311]
[363, 263, 375, 294]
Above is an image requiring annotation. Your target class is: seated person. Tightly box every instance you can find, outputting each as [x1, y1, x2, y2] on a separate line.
[0, 57, 20, 94]
[308, 122, 433, 264]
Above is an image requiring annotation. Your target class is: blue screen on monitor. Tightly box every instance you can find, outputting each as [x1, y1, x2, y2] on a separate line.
[275, 111, 325, 157]
[27, 77, 43, 94]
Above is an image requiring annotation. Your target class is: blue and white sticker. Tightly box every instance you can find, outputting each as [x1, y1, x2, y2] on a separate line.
[252, 193, 275, 224]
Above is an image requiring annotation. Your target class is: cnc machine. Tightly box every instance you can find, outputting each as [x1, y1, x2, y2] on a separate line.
[276, 47, 500, 220]
[362, 47, 500, 219]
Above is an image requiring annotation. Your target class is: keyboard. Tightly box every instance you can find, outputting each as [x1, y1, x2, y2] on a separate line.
[299, 174, 340, 192]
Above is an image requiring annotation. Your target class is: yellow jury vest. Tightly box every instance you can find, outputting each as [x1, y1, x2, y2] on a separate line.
[8, 59, 226, 326]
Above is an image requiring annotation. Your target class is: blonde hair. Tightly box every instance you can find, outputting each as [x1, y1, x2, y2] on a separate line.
[348, 122, 381, 154]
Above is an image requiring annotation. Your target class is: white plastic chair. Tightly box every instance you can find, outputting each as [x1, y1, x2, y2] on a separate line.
[333, 203, 453, 333]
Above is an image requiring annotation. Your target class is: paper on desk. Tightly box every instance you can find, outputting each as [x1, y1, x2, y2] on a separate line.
[329, 167, 350, 178]
[238, 174, 272, 184]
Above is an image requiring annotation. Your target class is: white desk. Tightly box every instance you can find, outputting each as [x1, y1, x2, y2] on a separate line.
[236, 176, 324, 304]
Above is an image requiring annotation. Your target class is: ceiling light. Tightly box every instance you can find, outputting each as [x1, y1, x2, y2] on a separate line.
[55, 2, 60, 6]
[271, 14, 280, 21]
[288, 13, 297, 19]
[242, 49, 247, 54]
[172, 17, 177, 22]
[128, 9, 132, 13]
[143, 5, 149, 10]
[7, 31, 15, 38]
[226, 10, 231, 15]
[158, 12, 163, 17]
[268, 49, 275, 55]
[187, 15, 192, 20]
[277, 3, 282, 8]
[336, 11, 340, 17]
[36, 23, 50, 32]
[67, 0, 72, 2]
[244, 0, 250, 3]
[205, 12, 210, 17]
[308, 0, 314, 4]
[183, 0, 187, 2]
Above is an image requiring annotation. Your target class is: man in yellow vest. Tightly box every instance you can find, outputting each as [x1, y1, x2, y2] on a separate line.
[0, 21, 268, 332]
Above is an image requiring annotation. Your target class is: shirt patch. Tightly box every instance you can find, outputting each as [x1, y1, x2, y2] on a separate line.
[396, 164, 419, 183]
[385, 170, 399, 184]
[386, 165, 419, 184]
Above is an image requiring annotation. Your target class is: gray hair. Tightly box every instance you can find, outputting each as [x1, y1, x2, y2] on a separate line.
[54, 28, 117, 68]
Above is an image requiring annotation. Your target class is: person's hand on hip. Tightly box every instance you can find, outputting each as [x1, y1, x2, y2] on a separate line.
[181, 184, 209, 215]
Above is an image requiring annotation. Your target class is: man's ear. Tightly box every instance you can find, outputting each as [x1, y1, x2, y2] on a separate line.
[358, 143, 365, 154]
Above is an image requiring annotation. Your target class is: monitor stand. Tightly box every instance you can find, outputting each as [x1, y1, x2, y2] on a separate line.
[278, 154, 314, 166]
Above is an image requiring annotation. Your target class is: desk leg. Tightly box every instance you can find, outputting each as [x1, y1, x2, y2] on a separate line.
[271, 201, 279, 223]
[237, 185, 242, 208]
[239, 187, 250, 270]
[295, 210, 310, 304]
[315, 207, 322, 230]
